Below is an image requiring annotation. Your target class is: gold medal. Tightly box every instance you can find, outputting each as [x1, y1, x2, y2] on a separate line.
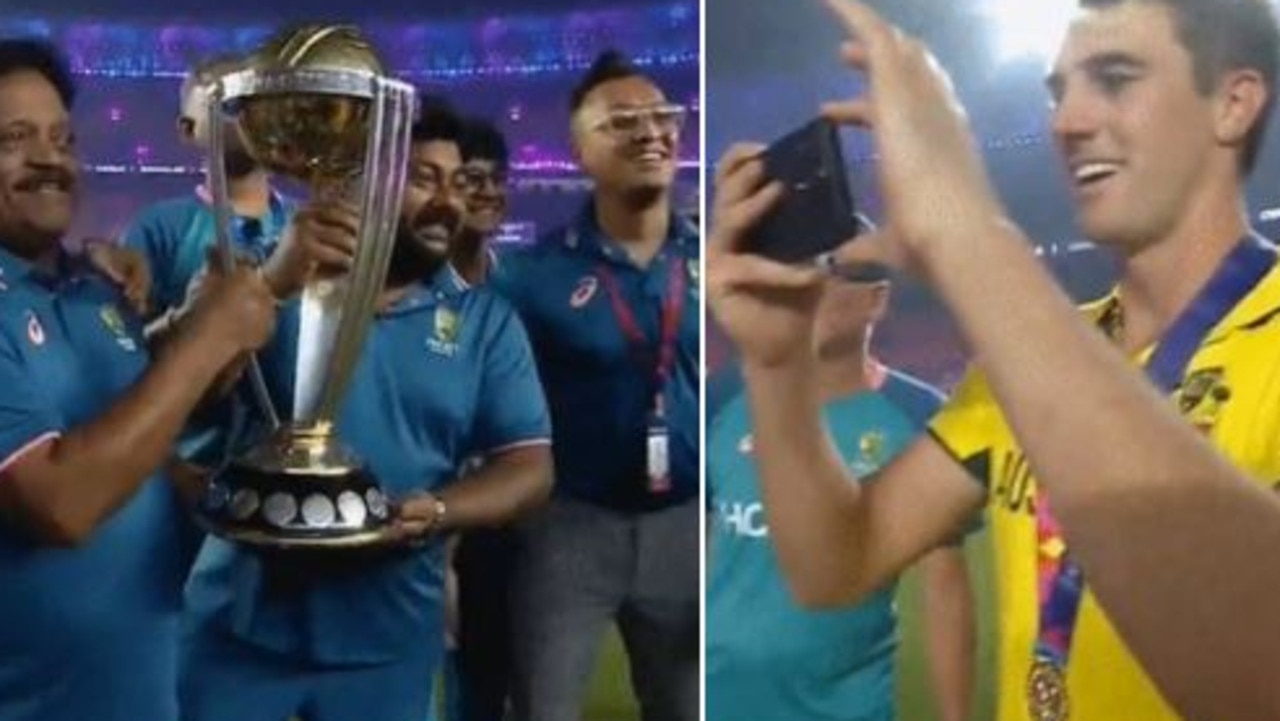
[1026, 657, 1069, 721]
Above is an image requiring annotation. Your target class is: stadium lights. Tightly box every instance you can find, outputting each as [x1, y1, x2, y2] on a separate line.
[979, 0, 1075, 63]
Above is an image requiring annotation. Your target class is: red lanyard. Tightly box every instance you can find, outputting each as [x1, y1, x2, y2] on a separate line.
[596, 255, 686, 387]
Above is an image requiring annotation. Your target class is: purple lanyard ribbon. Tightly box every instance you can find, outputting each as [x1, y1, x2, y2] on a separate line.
[1033, 233, 1276, 665]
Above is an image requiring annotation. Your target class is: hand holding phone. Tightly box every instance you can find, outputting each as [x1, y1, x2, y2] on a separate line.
[743, 118, 860, 264]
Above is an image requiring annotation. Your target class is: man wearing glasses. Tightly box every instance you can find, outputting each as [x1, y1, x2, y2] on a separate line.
[707, 257, 976, 721]
[453, 118, 510, 286]
[494, 51, 699, 721]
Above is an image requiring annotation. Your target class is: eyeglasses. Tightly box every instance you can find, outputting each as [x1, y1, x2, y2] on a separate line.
[410, 165, 498, 196]
[591, 103, 687, 138]
[457, 165, 508, 193]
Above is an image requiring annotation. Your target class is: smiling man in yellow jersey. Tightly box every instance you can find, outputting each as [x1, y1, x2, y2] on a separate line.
[705, 0, 1280, 719]
[932, 1, 1280, 715]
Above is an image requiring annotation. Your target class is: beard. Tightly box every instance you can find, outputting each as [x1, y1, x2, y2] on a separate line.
[384, 202, 464, 287]
[385, 227, 447, 286]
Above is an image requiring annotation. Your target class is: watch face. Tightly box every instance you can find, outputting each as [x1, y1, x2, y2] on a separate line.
[337, 490, 367, 526]
[301, 493, 337, 528]
[262, 492, 299, 528]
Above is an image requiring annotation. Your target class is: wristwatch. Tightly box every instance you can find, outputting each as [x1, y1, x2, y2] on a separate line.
[423, 496, 448, 535]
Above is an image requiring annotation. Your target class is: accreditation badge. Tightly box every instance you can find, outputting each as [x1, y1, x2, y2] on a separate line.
[647, 424, 671, 493]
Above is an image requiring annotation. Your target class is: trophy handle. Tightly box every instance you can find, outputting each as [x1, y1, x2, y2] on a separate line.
[207, 81, 283, 432]
[303, 78, 414, 425]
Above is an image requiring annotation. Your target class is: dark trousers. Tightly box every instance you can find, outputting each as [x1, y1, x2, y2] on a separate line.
[453, 528, 518, 721]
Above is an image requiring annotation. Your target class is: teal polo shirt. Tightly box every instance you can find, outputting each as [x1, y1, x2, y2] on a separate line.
[122, 186, 292, 314]
[492, 203, 700, 512]
[707, 369, 945, 721]
[184, 265, 551, 665]
[0, 246, 185, 721]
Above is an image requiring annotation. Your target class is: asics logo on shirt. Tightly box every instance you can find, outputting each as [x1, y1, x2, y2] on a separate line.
[570, 276, 598, 308]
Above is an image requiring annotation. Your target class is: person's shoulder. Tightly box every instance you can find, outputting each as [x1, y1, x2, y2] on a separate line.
[0, 280, 30, 319]
[707, 362, 746, 423]
[462, 278, 515, 313]
[492, 229, 581, 290]
[455, 282, 533, 356]
[882, 368, 946, 404]
[879, 367, 948, 429]
[124, 195, 206, 241]
[671, 213, 701, 257]
[135, 194, 206, 224]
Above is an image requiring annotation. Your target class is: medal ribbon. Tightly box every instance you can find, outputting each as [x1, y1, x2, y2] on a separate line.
[1033, 234, 1276, 671]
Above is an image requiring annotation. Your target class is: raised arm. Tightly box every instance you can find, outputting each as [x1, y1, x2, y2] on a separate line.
[0, 266, 275, 545]
[707, 146, 985, 607]
[814, 2, 1280, 716]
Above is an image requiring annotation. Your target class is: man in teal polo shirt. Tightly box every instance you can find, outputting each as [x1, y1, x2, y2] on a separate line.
[494, 51, 699, 721]
[122, 52, 293, 321]
[0, 38, 277, 721]
[450, 115, 520, 721]
[707, 265, 975, 721]
[180, 100, 553, 721]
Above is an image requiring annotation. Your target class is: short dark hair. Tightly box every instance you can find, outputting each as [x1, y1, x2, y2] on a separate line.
[0, 38, 75, 109]
[412, 95, 464, 145]
[460, 117, 509, 171]
[569, 50, 642, 113]
[1079, 0, 1280, 173]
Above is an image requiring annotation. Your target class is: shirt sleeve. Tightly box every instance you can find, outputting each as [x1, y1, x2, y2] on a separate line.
[880, 370, 947, 429]
[927, 364, 1002, 489]
[0, 332, 63, 472]
[122, 201, 204, 315]
[469, 297, 552, 456]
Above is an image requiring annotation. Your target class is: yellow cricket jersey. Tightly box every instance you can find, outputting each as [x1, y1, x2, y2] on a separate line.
[929, 263, 1280, 721]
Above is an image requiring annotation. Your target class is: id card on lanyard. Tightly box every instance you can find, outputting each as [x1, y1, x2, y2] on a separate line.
[1026, 234, 1277, 721]
[597, 254, 686, 494]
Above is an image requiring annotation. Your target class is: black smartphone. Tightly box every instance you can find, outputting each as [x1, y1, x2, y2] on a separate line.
[743, 118, 859, 263]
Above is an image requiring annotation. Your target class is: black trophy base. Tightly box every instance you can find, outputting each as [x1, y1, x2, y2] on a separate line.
[196, 459, 398, 551]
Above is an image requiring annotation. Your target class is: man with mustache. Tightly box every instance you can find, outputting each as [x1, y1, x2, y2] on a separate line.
[85, 53, 293, 477]
[707, 0, 1280, 719]
[109, 54, 297, 560]
[0, 38, 277, 721]
[495, 51, 699, 721]
[179, 99, 554, 721]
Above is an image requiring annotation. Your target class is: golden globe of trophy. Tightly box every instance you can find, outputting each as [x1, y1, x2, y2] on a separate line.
[195, 25, 415, 549]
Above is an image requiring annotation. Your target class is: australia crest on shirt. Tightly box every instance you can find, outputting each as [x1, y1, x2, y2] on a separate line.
[1176, 366, 1230, 434]
[426, 305, 461, 358]
[99, 304, 138, 353]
